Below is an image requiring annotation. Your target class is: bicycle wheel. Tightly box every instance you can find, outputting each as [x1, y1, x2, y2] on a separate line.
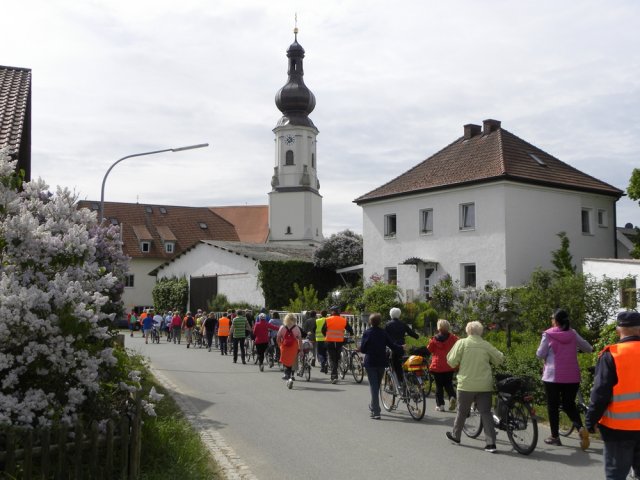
[405, 374, 426, 420]
[305, 361, 311, 382]
[252, 344, 258, 364]
[424, 372, 434, 397]
[267, 347, 275, 368]
[351, 353, 364, 383]
[506, 400, 538, 455]
[558, 409, 575, 437]
[339, 350, 348, 379]
[462, 404, 483, 438]
[380, 369, 397, 412]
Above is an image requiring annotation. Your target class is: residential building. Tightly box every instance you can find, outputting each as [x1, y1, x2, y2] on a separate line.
[354, 119, 623, 299]
[0, 65, 31, 181]
[583, 258, 640, 312]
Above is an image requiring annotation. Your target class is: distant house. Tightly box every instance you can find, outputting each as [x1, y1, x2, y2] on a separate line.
[77, 201, 268, 313]
[354, 119, 624, 300]
[583, 258, 639, 312]
[0, 65, 32, 181]
[617, 224, 638, 259]
[153, 240, 315, 311]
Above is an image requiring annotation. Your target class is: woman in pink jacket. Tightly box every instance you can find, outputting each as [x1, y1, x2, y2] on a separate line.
[427, 319, 459, 412]
[253, 313, 279, 372]
[536, 309, 592, 449]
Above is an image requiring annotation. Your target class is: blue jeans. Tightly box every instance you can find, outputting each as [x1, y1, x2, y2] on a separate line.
[366, 367, 385, 416]
[603, 438, 640, 480]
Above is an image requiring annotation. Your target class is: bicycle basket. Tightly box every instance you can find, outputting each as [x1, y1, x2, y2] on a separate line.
[496, 375, 525, 395]
[403, 355, 425, 372]
[302, 339, 312, 353]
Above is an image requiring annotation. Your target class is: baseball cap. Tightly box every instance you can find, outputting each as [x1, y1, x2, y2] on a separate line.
[617, 311, 640, 327]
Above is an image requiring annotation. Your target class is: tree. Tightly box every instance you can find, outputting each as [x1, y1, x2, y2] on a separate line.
[551, 231, 576, 276]
[626, 168, 640, 259]
[0, 149, 128, 426]
[361, 281, 400, 316]
[286, 283, 321, 312]
[152, 277, 189, 312]
[313, 229, 363, 270]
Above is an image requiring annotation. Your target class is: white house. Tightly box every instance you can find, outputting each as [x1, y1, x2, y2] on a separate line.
[583, 258, 640, 311]
[354, 119, 624, 299]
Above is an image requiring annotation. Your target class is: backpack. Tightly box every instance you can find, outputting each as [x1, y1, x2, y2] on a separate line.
[282, 326, 296, 347]
[186, 316, 195, 328]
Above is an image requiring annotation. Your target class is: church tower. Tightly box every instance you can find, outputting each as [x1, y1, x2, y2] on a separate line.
[268, 27, 323, 244]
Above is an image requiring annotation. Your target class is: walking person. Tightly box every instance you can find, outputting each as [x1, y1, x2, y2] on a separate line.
[182, 311, 196, 348]
[586, 311, 640, 480]
[385, 307, 419, 387]
[428, 319, 459, 412]
[445, 321, 504, 453]
[163, 310, 173, 340]
[269, 312, 283, 364]
[315, 310, 328, 373]
[128, 309, 137, 337]
[322, 306, 354, 384]
[277, 313, 302, 387]
[217, 312, 231, 355]
[203, 312, 217, 352]
[171, 311, 182, 344]
[360, 313, 403, 419]
[253, 313, 279, 371]
[536, 308, 593, 448]
[302, 310, 318, 366]
[142, 309, 154, 344]
[231, 310, 249, 364]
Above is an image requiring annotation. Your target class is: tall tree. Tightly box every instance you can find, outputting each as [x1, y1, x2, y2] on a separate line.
[313, 229, 363, 270]
[551, 231, 576, 276]
[626, 168, 640, 258]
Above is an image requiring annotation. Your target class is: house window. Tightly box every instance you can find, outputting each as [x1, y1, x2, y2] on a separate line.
[460, 203, 475, 230]
[620, 278, 637, 309]
[165, 242, 175, 254]
[286, 226, 292, 235]
[140, 241, 150, 253]
[386, 268, 398, 285]
[581, 208, 592, 234]
[384, 214, 397, 238]
[311, 153, 315, 169]
[124, 274, 135, 288]
[597, 209, 608, 228]
[420, 209, 433, 234]
[285, 150, 294, 166]
[462, 264, 476, 288]
[424, 268, 434, 297]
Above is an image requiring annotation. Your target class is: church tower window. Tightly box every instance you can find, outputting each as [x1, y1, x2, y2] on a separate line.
[285, 150, 294, 165]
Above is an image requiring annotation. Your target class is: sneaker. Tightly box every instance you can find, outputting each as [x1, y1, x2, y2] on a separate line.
[208, 348, 211, 352]
[544, 436, 562, 446]
[579, 427, 590, 450]
[446, 432, 460, 444]
[331, 378, 338, 384]
[187, 344, 190, 348]
[282, 375, 289, 380]
[287, 379, 293, 389]
[484, 444, 497, 453]
[435, 406, 443, 412]
[372, 414, 381, 420]
[449, 397, 457, 411]
[260, 364, 264, 372]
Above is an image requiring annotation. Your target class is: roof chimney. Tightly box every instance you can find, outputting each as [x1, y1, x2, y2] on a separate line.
[463, 124, 482, 139]
[483, 119, 501, 134]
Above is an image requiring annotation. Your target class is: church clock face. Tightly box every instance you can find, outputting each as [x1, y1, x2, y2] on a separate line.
[285, 135, 295, 146]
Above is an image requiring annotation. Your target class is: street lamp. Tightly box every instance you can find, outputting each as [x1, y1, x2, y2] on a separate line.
[99, 143, 209, 222]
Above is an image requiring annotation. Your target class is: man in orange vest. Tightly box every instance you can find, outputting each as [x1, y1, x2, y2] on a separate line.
[322, 306, 354, 384]
[217, 312, 231, 356]
[586, 311, 640, 480]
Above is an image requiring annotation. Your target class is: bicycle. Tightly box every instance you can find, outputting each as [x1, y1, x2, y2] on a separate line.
[338, 338, 364, 383]
[296, 338, 313, 382]
[193, 327, 204, 348]
[245, 336, 257, 363]
[150, 325, 160, 344]
[559, 388, 588, 437]
[380, 350, 426, 420]
[463, 374, 538, 455]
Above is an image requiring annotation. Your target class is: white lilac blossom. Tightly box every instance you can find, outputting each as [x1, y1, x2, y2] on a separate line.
[148, 387, 164, 402]
[0, 149, 129, 426]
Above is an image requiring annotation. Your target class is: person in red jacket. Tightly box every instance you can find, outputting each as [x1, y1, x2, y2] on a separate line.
[253, 313, 279, 371]
[428, 319, 459, 412]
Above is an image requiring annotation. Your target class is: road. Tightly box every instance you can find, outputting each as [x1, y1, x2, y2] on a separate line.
[126, 334, 604, 480]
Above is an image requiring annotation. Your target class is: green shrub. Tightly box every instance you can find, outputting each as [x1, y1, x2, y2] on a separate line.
[207, 293, 229, 312]
[362, 282, 400, 316]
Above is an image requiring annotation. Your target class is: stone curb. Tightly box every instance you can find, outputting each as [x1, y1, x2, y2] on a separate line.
[149, 365, 258, 480]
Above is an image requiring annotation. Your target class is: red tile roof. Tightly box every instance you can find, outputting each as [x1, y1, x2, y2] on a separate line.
[78, 201, 240, 259]
[354, 121, 623, 204]
[209, 206, 269, 243]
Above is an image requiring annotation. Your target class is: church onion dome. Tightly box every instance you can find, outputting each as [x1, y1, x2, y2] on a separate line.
[275, 32, 316, 129]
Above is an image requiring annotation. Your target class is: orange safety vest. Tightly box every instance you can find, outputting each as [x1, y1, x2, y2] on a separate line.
[217, 317, 230, 337]
[324, 315, 347, 343]
[599, 341, 640, 430]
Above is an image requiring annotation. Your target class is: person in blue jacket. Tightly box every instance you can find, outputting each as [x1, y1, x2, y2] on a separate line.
[360, 313, 404, 419]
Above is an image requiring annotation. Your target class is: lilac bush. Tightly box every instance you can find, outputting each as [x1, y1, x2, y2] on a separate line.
[0, 149, 128, 426]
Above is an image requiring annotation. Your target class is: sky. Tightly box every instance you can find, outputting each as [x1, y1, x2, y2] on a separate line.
[3, 0, 640, 235]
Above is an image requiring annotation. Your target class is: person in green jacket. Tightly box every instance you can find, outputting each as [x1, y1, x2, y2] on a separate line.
[445, 321, 504, 453]
[231, 310, 249, 364]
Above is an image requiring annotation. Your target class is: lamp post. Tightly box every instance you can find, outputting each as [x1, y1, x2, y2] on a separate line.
[99, 143, 209, 222]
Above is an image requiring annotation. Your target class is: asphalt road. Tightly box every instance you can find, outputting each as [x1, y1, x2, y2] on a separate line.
[126, 334, 605, 480]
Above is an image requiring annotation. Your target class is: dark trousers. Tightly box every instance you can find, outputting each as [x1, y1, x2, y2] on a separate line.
[326, 342, 343, 380]
[233, 337, 246, 363]
[433, 371, 457, 407]
[391, 350, 404, 384]
[205, 331, 214, 349]
[603, 437, 640, 480]
[544, 381, 582, 438]
[256, 342, 268, 365]
[219, 336, 228, 355]
[366, 367, 385, 416]
[316, 341, 327, 369]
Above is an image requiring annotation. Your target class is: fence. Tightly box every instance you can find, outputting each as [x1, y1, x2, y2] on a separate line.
[0, 393, 142, 480]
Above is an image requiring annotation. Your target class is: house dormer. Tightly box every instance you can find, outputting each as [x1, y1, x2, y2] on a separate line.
[132, 225, 153, 253]
[156, 225, 178, 254]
